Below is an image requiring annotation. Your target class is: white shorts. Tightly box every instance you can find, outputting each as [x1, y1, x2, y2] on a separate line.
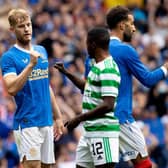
[13, 126, 55, 164]
[119, 121, 148, 161]
[76, 135, 119, 167]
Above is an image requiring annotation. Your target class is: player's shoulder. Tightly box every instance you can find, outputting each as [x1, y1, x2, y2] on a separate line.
[123, 43, 136, 53]
[33, 45, 48, 59]
[33, 44, 46, 51]
[96, 56, 113, 71]
[1, 49, 16, 69]
[118, 43, 137, 59]
[110, 40, 136, 55]
[1, 47, 15, 60]
[119, 42, 135, 51]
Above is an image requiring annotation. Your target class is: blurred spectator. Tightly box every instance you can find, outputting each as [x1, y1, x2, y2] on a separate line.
[141, 26, 165, 49]
[0, 121, 10, 139]
[5, 97, 15, 129]
[161, 34, 168, 63]
[131, 5, 148, 33]
[151, 125, 168, 168]
[3, 131, 19, 168]
[143, 105, 165, 145]
[147, 81, 167, 117]
[155, 0, 168, 38]
[0, 138, 6, 162]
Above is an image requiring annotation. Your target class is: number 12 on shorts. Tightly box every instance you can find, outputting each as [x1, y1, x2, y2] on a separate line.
[92, 142, 103, 156]
[90, 137, 115, 164]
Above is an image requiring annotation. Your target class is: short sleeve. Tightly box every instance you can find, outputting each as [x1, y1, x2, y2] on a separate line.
[1, 53, 16, 77]
[100, 68, 120, 97]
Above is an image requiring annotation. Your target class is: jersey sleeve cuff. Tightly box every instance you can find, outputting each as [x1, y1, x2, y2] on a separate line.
[161, 66, 168, 77]
[3, 72, 17, 78]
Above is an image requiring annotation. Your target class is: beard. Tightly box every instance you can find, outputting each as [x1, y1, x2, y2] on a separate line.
[123, 32, 132, 42]
[17, 36, 31, 46]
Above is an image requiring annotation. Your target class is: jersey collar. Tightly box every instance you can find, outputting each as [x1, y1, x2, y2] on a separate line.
[110, 36, 121, 41]
[14, 44, 34, 54]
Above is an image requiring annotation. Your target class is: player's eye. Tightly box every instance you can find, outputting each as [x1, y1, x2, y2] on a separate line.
[27, 23, 31, 27]
[18, 25, 24, 28]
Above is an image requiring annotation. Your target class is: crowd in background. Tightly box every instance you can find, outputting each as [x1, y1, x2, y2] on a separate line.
[0, 0, 168, 167]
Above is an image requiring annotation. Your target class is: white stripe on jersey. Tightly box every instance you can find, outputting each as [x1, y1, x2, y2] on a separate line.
[100, 73, 120, 83]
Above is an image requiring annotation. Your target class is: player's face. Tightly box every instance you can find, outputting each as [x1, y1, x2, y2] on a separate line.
[13, 17, 32, 45]
[123, 14, 136, 42]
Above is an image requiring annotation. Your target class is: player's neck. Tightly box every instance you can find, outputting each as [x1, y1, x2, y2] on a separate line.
[16, 41, 32, 51]
[110, 30, 123, 41]
[95, 51, 109, 63]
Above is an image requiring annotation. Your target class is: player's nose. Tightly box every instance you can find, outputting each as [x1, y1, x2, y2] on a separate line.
[132, 25, 136, 32]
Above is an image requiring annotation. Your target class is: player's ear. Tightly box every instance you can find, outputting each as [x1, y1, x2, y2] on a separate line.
[9, 26, 15, 32]
[91, 42, 96, 49]
[119, 21, 125, 31]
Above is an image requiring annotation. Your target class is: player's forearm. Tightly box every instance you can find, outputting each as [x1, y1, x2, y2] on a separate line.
[50, 87, 62, 120]
[137, 68, 165, 88]
[51, 99, 62, 120]
[64, 70, 85, 91]
[52, 101, 62, 120]
[5, 64, 34, 96]
[77, 101, 114, 123]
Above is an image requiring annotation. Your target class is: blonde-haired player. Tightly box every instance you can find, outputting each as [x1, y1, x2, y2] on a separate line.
[1, 8, 64, 168]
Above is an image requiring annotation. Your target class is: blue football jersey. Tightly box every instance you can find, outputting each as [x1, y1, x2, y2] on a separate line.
[1, 45, 53, 129]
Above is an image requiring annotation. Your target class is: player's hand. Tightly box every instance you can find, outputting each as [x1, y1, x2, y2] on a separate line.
[64, 117, 80, 132]
[53, 118, 64, 141]
[29, 50, 41, 67]
[54, 62, 67, 74]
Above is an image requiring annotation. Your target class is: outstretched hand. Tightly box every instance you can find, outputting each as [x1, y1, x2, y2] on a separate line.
[54, 62, 66, 74]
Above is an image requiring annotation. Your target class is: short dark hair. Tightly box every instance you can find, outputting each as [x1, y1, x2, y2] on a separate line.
[106, 6, 131, 29]
[87, 27, 110, 50]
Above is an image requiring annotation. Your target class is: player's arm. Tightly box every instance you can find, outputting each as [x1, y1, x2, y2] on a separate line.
[50, 86, 63, 120]
[65, 96, 115, 131]
[49, 86, 64, 140]
[3, 50, 40, 96]
[54, 62, 85, 91]
[126, 45, 168, 87]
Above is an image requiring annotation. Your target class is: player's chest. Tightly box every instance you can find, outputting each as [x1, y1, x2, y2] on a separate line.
[14, 54, 48, 73]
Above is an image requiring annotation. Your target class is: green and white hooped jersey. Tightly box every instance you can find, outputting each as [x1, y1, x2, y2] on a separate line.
[83, 56, 121, 137]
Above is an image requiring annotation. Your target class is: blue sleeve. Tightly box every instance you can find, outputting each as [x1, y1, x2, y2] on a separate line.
[125, 45, 165, 87]
[1, 53, 16, 77]
[84, 56, 91, 79]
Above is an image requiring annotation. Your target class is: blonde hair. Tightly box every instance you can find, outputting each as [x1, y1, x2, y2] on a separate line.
[8, 9, 30, 27]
